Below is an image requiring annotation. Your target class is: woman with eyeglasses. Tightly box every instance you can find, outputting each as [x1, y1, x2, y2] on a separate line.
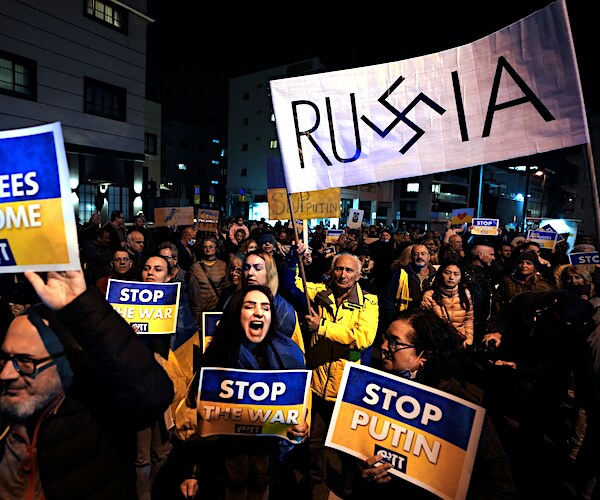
[187, 236, 227, 327]
[355, 309, 516, 498]
[217, 254, 244, 310]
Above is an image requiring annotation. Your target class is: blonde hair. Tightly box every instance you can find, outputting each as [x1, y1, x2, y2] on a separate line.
[392, 244, 415, 270]
[243, 249, 279, 296]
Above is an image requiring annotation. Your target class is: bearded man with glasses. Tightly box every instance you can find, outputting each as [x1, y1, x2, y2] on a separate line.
[0, 270, 173, 499]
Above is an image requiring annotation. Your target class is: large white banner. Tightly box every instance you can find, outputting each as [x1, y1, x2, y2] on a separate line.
[271, 0, 588, 193]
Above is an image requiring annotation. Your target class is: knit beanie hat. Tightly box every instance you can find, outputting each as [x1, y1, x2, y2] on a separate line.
[516, 250, 540, 269]
[260, 232, 277, 245]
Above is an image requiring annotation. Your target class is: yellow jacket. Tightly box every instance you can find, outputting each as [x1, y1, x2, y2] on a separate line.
[296, 276, 379, 401]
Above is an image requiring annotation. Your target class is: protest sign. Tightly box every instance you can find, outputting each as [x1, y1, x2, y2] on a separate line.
[197, 367, 311, 442]
[450, 208, 475, 225]
[527, 229, 558, 250]
[0, 122, 80, 272]
[325, 229, 343, 245]
[202, 311, 222, 352]
[326, 363, 485, 500]
[106, 279, 180, 334]
[268, 188, 341, 220]
[271, 1, 587, 194]
[470, 218, 499, 236]
[196, 208, 219, 232]
[569, 252, 600, 265]
[347, 208, 364, 229]
[153, 207, 194, 227]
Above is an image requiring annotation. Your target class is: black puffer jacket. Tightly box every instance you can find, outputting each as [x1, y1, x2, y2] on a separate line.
[0, 288, 174, 500]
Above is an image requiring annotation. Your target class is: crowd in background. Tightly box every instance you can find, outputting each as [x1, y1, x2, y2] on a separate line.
[1, 210, 600, 499]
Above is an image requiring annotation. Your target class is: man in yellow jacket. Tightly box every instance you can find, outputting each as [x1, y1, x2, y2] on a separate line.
[285, 243, 379, 498]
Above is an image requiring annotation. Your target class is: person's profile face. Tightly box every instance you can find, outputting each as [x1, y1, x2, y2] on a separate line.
[381, 319, 419, 375]
[479, 247, 495, 265]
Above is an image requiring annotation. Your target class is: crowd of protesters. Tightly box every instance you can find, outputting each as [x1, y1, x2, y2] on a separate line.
[1, 210, 600, 499]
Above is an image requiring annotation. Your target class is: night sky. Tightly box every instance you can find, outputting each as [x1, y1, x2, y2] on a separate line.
[146, 1, 594, 127]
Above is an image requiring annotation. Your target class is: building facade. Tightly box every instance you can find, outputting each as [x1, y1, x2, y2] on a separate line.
[0, 0, 154, 224]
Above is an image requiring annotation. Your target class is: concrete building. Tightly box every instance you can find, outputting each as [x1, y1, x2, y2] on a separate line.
[0, 0, 155, 224]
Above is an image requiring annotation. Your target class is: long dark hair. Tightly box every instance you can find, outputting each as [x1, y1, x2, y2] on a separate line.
[390, 308, 464, 384]
[202, 284, 279, 368]
[431, 262, 471, 312]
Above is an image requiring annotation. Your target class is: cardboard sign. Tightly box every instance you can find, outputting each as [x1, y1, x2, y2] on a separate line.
[106, 279, 181, 334]
[450, 208, 475, 225]
[268, 187, 341, 220]
[326, 363, 485, 500]
[197, 367, 311, 442]
[325, 229, 344, 245]
[527, 229, 558, 250]
[0, 122, 80, 272]
[470, 218, 499, 236]
[196, 208, 219, 232]
[568, 252, 600, 265]
[153, 207, 194, 227]
[347, 209, 364, 229]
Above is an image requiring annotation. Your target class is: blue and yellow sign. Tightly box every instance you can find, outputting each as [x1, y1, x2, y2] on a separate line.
[470, 218, 499, 236]
[0, 122, 80, 272]
[106, 279, 181, 334]
[450, 208, 475, 226]
[527, 229, 558, 249]
[201, 311, 222, 352]
[197, 367, 311, 442]
[326, 363, 485, 500]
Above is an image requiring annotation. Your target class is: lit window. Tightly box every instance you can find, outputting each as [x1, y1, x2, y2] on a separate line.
[407, 182, 420, 193]
[431, 184, 440, 194]
[0, 51, 36, 100]
[212, 138, 220, 144]
[84, 77, 126, 121]
[211, 160, 219, 165]
[178, 163, 187, 171]
[85, 0, 127, 32]
[211, 180, 219, 185]
[269, 140, 278, 149]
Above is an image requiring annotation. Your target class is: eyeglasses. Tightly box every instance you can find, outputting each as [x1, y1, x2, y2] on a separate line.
[382, 333, 416, 353]
[162, 255, 177, 261]
[0, 352, 65, 378]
